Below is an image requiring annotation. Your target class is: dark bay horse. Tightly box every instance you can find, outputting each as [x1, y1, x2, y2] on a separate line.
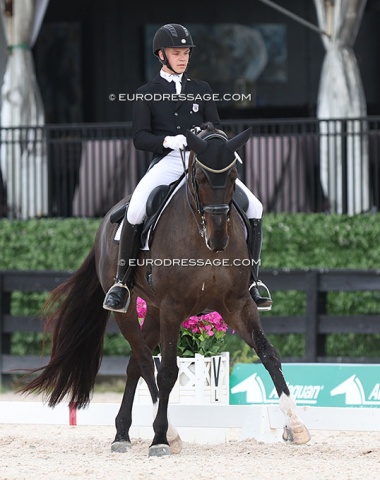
[19, 123, 310, 455]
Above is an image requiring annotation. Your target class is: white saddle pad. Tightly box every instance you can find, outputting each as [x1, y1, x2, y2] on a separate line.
[114, 177, 186, 250]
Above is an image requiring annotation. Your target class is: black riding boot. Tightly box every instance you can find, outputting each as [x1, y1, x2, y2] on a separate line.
[248, 218, 273, 311]
[103, 217, 142, 313]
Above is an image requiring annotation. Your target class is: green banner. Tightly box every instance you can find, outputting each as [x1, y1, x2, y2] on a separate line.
[230, 363, 380, 408]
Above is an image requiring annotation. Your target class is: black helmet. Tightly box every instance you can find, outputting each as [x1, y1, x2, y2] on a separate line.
[153, 24, 196, 57]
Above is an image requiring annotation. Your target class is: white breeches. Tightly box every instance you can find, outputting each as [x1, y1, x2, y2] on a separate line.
[127, 151, 263, 225]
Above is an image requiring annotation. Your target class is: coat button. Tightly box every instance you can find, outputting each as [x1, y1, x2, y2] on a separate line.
[174, 112, 178, 116]
[176, 126, 181, 130]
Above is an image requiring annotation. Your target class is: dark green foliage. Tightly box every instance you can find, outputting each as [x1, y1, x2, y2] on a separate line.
[237, 212, 380, 360]
[1, 214, 379, 362]
[262, 212, 380, 268]
[0, 218, 100, 270]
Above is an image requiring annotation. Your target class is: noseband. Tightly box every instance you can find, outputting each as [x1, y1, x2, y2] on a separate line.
[189, 132, 237, 237]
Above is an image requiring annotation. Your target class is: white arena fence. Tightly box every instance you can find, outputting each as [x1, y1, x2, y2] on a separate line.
[0, 401, 379, 444]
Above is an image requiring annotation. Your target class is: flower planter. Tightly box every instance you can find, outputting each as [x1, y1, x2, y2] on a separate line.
[135, 352, 230, 405]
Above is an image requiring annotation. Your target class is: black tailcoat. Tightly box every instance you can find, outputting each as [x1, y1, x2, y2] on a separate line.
[132, 73, 222, 157]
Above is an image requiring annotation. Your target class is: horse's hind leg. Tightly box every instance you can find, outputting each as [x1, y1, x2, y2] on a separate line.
[111, 307, 158, 453]
[227, 301, 311, 445]
[111, 352, 154, 452]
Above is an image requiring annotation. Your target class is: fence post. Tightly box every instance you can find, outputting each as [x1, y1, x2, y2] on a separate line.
[316, 290, 328, 359]
[0, 273, 2, 389]
[0, 273, 11, 388]
[304, 270, 319, 362]
[341, 119, 348, 214]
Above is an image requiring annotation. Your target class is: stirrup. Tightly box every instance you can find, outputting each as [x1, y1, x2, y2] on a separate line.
[249, 280, 272, 312]
[103, 281, 131, 313]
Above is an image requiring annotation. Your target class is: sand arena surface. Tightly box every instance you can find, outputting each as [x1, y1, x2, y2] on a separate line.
[0, 392, 379, 480]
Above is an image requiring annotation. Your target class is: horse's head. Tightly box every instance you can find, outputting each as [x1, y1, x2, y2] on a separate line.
[186, 123, 251, 252]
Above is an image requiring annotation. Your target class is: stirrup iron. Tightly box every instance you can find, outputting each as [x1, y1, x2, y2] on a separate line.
[249, 280, 272, 312]
[103, 282, 131, 313]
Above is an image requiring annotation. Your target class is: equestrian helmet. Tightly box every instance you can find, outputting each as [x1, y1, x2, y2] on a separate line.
[153, 24, 196, 57]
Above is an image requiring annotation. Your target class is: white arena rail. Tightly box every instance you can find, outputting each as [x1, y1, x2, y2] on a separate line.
[1, 402, 379, 444]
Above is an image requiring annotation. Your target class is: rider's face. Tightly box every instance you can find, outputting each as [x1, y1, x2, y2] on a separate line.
[160, 48, 190, 73]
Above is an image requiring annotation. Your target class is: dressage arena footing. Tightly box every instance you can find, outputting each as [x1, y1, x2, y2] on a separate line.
[1, 402, 380, 444]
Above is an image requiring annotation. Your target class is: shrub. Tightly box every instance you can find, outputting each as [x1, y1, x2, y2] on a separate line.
[1, 214, 379, 363]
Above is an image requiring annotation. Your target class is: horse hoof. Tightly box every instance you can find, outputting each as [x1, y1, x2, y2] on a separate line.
[148, 444, 171, 457]
[111, 440, 132, 453]
[282, 423, 311, 445]
[168, 434, 183, 454]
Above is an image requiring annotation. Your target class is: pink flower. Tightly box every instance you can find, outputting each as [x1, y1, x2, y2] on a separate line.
[183, 312, 228, 336]
[136, 297, 147, 319]
[136, 297, 230, 355]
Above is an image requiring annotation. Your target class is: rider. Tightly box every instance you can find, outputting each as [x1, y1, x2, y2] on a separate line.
[103, 23, 272, 313]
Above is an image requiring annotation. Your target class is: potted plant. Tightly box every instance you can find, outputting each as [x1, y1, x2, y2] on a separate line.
[135, 297, 230, 404]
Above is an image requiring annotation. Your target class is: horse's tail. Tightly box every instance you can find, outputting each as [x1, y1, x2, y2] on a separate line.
[18, 246, 108, 408]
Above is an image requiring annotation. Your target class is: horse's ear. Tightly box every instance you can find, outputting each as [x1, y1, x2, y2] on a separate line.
[186, 129, 208, 155]
[226, 128, 252, 152]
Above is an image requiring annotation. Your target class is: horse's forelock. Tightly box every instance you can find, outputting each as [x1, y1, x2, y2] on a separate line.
[197, 122, 226, 140]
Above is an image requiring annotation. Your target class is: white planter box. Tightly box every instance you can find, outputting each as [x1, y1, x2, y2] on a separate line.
[135, 352, 230, 405]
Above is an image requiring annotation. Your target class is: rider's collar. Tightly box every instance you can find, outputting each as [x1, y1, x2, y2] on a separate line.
[160, 69, 183, 83]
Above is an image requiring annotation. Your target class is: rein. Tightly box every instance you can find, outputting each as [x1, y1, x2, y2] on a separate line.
[180, 147, 205, 237]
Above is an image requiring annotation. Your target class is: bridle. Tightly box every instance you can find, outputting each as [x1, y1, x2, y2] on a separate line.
[186, 132, 238, 238]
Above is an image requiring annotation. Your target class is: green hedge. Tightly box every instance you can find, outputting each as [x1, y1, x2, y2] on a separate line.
[263, 213, 380, 359]
[262, 212, 380, 268]
[2, 213, 379, 270]
[0, 218, 100, 270]
[1, 213, 379, 269]
[1, 214, 380, 361]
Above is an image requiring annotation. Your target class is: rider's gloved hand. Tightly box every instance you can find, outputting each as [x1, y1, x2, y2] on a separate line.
[163, 134, 187, 151]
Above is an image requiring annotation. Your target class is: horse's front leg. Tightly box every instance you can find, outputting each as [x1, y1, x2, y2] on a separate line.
[227, 300, 311, 445]
[254, 329, 311, 444]
[148, 314, 181, 457]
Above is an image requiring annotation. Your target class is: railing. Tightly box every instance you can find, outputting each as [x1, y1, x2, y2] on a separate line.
[1, 269, 379, 386]
[0, 271, 127, 388]
[1, 117, 380, 219]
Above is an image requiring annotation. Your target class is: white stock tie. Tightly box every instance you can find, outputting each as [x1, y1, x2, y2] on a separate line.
[172, 76, 182, 94]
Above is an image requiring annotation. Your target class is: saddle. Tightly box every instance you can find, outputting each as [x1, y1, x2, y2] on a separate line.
[110, 177, 250, 248]
[110, 174, 185, 248]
